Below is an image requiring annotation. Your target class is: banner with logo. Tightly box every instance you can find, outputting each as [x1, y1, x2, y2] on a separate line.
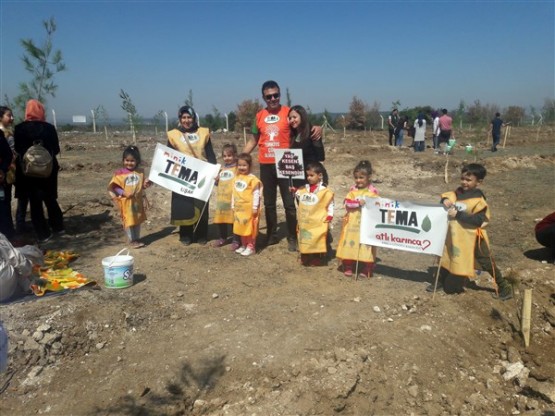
[148, 143, 220, 202]
[274, 148, 305, 179]
[360, 197, 448, 256]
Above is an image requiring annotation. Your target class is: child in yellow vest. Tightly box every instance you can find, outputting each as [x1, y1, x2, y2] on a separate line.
[107, 146, 151, 248]
[336, 160, 379, 278]
[232, 153, 262, 257]
[293, 162, 334, 266]
[428, 163, 512, 300]
[213, 143, 240, 250]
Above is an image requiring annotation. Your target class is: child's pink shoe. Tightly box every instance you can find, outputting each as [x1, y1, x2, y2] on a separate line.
[230, 241, 240, 251]
[213, 238, 226, 248]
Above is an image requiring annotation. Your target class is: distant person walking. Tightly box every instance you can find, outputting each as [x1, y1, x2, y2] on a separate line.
[490, 112, 505, 152]
[387, 109, 399, 146]
[438, 108, 453, 152]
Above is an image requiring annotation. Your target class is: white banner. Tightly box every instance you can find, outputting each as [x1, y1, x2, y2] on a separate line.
[148, 143, 220, 202]
[274, 148, 305, 179]
[360, 197, 448, 256]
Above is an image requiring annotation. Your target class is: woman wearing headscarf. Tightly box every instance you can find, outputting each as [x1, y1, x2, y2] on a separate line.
[14, 99, 64, 243]
[166, 106, 216, 245]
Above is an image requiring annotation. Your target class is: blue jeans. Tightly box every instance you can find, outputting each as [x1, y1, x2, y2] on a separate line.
[414, 141, 425, 152]
[395, 130, 404, 146]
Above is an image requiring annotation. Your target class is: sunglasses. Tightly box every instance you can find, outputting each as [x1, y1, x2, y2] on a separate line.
[264, 93, 280, 100]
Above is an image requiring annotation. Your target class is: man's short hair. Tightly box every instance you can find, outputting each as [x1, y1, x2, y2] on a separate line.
[442, 108, 448, 114]
[261, 80, 280, 94]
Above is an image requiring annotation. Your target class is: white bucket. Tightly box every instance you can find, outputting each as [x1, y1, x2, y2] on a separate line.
[102, 248, 134, 289]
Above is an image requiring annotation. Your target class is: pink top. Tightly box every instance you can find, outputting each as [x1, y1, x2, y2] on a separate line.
[439, 114, 452, 131]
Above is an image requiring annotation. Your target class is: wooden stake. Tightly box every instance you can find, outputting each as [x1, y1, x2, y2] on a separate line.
[502, 125, 510, 149]
[243, 127, 247, 146]
[521, 289, 532, 348]
[444, 155, 449, 184]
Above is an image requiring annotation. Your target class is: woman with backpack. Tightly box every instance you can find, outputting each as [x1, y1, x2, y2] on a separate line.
[14, 99, 64, 243]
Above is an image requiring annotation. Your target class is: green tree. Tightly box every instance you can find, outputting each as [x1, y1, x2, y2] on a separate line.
[542, 98, 555, 123]
[184, 89, 194, 107]
[234, 99, 262, 132]
[226, 111, 237, 132]
[504, 106, 526, 126]
[365, 101, 382, 130]
[119, 89, 141, 141]
[391, 99, 401, 110]
[345, 96, 367, 130]
[152, 110, 165, 132]
[14, 17, 67, 115]
[285, 88, 292, 107]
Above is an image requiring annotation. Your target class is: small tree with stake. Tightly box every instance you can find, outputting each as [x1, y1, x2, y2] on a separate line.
[12, 17, 66, 119]
[119, 89, 140, 144]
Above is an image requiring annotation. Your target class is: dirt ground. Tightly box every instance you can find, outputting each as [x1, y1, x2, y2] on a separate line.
[0, 126, 554, 416]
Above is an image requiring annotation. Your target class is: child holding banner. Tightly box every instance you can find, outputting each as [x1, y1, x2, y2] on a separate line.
[232, 153, 262, 257]
[292, 162, 334, 266]
[108, 146, 151, 248]
[213, 143, 240, 250]
[336, 161, 379, 278]
[429, 163, 513, 300]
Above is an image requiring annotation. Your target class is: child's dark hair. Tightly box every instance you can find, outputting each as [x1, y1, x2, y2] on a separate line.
[122, 145, 141, 166]
[237, 152, 252, 168]
[306, 161, 329, 186]
[222, 143, 238, 157]
[462, 163, 486, 180]
[353, 160, 373, 176]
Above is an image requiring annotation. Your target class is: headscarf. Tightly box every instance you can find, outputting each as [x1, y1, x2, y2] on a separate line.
[177, 105, 199, 133]
[24, 99, 46, 122]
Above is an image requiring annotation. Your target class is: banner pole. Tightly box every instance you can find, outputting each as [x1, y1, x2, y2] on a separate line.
[431, 256, 441, 300]
[193, 200, 209, 234]
[354, 244, 361, 281]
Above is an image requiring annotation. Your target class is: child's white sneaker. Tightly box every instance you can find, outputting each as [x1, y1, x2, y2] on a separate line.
[235, 246, 246, 254]
[241, 247, 255, 256]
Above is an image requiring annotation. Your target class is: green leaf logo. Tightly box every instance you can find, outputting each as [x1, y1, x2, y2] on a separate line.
[198, 176, 205, 189]
[422, 215, 432, 232]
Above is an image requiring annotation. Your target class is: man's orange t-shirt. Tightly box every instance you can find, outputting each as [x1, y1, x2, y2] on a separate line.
[252, 106, 290, 164]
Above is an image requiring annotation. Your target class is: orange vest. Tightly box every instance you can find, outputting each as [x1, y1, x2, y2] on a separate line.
[254, 106, 290, 164]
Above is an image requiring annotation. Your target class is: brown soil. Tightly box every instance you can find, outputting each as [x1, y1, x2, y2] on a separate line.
[1, 126, 554, 415]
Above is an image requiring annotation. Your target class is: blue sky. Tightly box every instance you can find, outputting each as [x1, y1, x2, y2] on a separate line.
[1, 0, 553, 122]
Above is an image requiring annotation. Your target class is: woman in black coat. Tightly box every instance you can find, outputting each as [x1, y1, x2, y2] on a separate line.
[14, 99, 64, 243]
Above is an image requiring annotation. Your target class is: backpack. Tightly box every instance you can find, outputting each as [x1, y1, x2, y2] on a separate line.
[22, 142, 53, 178]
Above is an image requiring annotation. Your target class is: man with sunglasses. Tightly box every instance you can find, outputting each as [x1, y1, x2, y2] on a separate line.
[244, 80, 320, 251]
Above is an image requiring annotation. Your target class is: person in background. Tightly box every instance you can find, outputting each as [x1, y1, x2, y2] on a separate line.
[438, 108, 453, 153]
[535, 212, 555, 262]
[413, 113, 426, 152]
[428, 163, 513, 300]
[14, 100, 64, 243]
[387, 108, 399, 146]
[0, 129, 15, 239]
[431, 110, 440, 150]
[395, 115, 408, 147]
[108, 146, 151, 249]
[490, 112, 506, 152]
[167, 105, 217, 245]
[243, 80, 321, 251]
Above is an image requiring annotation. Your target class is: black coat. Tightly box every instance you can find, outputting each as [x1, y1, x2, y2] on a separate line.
[13, 121, 60, 198]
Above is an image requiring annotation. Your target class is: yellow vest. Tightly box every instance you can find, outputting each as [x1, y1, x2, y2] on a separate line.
[167, 127, 210, 161]
[108, 169, 147, 228]
[296, 186, 334, 254]
[232, 174, 262, 238]
[336, 187, 378, 262]
[439, 190, 491, 277]
[214, 165, 237, 224]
